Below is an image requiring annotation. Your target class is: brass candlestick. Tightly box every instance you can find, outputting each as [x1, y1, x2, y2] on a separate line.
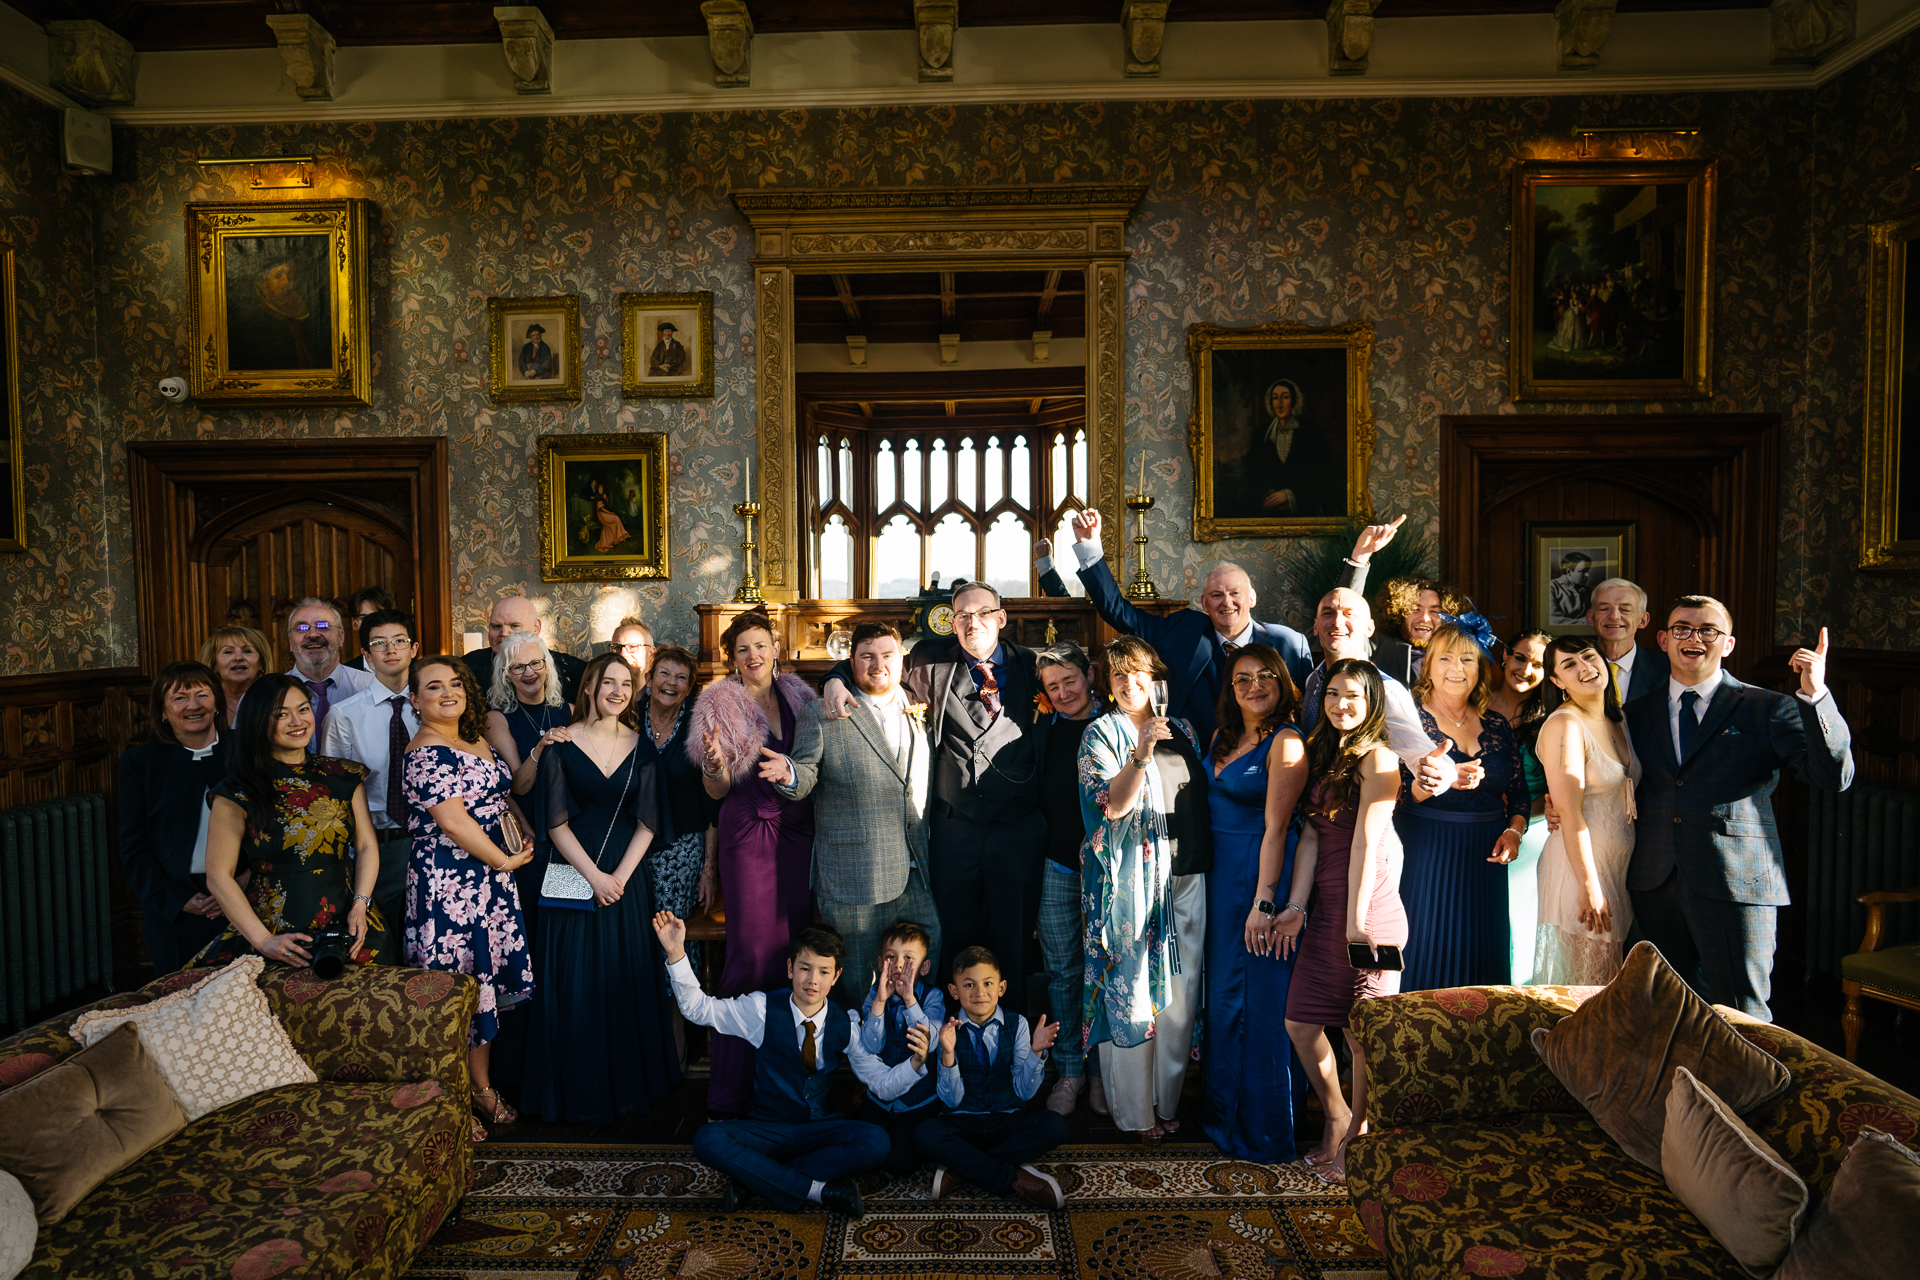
[1125, 490, 1159, 600]
[733, 500, 766, 604]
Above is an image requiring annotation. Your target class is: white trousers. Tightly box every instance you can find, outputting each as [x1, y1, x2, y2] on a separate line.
[1098, 872, 1207, 1132]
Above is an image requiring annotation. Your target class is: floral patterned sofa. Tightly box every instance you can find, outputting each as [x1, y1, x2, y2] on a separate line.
[0, 963, 477, 1279]
[1346, 985, 1920, 1279]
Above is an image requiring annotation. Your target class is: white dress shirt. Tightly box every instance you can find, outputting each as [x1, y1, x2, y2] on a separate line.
[320, 682, 421, 829]
[857, 685, 909, 760]
[936, 1006, 1048, 1113]
[855, 983, 944, 1109]
[1667, 670, 1724, 758]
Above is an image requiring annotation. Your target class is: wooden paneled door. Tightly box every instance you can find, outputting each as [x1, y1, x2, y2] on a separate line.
[1437, 416, 1779, 678]
[128, 439, 452, 674]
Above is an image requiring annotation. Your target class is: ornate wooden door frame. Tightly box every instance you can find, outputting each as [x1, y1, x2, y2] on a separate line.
[731, 184, 1147, 599]
[127, 438, 453, 673]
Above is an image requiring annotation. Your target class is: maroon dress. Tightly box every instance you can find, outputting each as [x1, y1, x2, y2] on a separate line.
[1285, 780, 1409, 1028]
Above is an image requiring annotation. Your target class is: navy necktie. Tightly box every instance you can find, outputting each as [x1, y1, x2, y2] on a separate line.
[385, 695, 409, 824]
[1677, 689, 1700, 761]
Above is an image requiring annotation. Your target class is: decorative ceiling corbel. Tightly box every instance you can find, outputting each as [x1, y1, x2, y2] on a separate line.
[493, 6, 553, 95]
[701, 0, 754, 88]
[1769, 0, 1854, 65]
[264, 13, 338, 101]
[45, 19, 136, 107]
[1553, 0, 1616, 71]
[1121, 1, 1169, 78]
[914, 0, 957, 83]
[1325, 0, 1376, 77]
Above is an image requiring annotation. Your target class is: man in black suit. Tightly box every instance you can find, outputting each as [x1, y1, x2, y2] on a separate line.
[820, 582, 1050, 1013]
[1586, 577, 1670, 706]
[462, 594, 588, 705]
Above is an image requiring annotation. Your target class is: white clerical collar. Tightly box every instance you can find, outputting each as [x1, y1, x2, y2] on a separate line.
[185, 731, 221, 761]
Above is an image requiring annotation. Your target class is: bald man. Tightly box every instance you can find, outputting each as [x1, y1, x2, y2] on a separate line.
[1301, 587, 1456, 791]
[461, 595, 589, 705]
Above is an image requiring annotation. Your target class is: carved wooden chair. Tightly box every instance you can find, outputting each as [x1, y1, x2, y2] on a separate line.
[1840, 885, 1920, 1061]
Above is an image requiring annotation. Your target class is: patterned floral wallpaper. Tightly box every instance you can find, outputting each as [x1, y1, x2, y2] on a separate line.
[0, 37, 1915, 675]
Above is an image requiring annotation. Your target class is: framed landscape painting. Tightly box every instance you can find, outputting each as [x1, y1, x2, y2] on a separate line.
[621, 291, 713, 399]
[1528, 522, 1636, 635]
[1510, 159, 1715, 402]
[538, 432, 671, 581]
[489, 296, 582, 403]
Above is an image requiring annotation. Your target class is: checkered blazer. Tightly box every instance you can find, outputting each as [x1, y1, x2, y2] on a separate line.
[779, 696, 930, 907]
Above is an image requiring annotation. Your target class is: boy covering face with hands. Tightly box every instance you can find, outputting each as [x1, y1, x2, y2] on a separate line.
[856, 921, 948, 1173]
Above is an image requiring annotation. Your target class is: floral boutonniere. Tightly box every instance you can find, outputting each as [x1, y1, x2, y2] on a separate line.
[905, 702, 929, 731]
[1034, 690, 1055, 715]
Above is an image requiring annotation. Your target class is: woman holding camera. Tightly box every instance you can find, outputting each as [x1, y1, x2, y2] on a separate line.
[195, 673, 393, 970]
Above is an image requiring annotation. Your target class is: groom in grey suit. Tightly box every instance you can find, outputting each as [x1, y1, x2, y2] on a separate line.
[763, 621, 941, 1007]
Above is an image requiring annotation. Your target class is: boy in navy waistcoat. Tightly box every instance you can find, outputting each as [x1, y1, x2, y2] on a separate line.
[855, 920, 947, 1173]
[654, 912, 889, 1216]
[914, 946, 1069, 1208]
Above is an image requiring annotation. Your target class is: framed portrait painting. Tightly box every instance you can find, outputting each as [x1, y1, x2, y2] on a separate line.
[185, 199, 373, 407]
[489, 296, 582, 403]
[1186, 319, 1374, 540]
[622, 292, 713, 399]
[538, 432, 671, 582]
[1528, 522, 1636, 635]
[1511, 159, 1715, 402]
[0, 246, 22, 552]
[1860, 207, 1920, 572]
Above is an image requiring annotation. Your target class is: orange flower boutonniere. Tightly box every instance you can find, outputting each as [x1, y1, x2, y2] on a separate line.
[1035, 690, 1055, 715]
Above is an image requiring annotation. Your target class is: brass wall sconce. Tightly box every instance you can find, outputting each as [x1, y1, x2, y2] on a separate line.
[1570, 127, 1701, 159]
[194, 154, 316, 190]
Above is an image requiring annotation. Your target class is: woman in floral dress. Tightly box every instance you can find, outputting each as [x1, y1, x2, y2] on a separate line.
[403, 655, 536, 1131]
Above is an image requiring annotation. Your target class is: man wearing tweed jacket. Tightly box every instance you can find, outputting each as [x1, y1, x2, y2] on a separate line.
[762, 621, 941, 1008]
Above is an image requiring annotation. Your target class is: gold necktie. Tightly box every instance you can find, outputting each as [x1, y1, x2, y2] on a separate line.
[1609, 661, 1624, 703]
[801, 1019, 817, 1073]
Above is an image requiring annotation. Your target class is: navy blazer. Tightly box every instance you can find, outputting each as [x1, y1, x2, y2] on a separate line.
[1620, 643, 1671, 705]
[1077, 555, 1312, 747]
[1626, 674, 1853, 907]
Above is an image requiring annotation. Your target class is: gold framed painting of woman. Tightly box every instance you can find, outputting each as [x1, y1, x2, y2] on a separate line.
[538, 432, 671, 581]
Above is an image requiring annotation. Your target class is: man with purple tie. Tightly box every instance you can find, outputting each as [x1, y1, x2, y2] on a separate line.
[284, 597, 373, 735]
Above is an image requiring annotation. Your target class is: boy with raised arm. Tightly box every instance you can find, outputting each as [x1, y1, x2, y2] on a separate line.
[652, 911, 889, 1216]
[914, 946, 1069, 1208]
[855, 921, 947, 1173]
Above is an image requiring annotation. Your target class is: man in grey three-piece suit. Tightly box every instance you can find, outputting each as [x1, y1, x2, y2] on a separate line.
[762, 621, 941, 1007]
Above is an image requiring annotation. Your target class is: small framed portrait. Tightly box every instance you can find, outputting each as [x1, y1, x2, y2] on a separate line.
[1511, 158, 1716, 401]
[1186, 319, 1375, 540]
[538, 432, 672, 582]
[185, 199, 373, 407]
[489, 297, 582, 402]
[1860, 207, 1920, 572]
[0, 246, 22, 552]
[622, 292, 714, 399]
[1528, 522, 1636, 635]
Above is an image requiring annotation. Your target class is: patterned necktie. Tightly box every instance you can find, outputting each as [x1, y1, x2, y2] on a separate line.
[385, 695, 409, 826]
[1222, 641, 1240, 657]
[800, 1018, 817, 1073]
[975, 659, 1001, 717]
[1302, 667, 1325, 732]
[1677, 689, 1700, 761]
[304, 679, 332, 731]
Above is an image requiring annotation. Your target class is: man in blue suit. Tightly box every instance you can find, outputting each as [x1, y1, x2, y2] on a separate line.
[1625, 595, 1852, 1021]
[1587, 577, 1670, 706]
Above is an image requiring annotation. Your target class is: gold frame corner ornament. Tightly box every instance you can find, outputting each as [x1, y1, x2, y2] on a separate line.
[1861, 211, 1920, 572]
[537, 431, 672, 582]
[1185, 319, 1376, 543]
[488, 296, 583, 403]
[621, 291, 716, 399]
[184, 198, 373, 408]
[0, 246, 21, 552]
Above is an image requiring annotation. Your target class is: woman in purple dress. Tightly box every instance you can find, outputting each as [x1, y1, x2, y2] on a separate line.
[686, 611, 817, 1115]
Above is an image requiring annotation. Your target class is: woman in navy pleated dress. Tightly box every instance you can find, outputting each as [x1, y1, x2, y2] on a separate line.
[1395, 621, 1531, 991]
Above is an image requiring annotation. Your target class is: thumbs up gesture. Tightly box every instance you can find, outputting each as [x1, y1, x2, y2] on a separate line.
[1789, 626, 1830, 700]
[1414, 741, 1455, 797]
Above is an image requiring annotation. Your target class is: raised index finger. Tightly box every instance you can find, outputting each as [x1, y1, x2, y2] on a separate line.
[1816, 626, 1829, 656]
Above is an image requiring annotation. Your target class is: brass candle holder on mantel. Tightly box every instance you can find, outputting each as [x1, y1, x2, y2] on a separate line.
[1125, 489, 1159, 600]
[732, 499, 766, 604]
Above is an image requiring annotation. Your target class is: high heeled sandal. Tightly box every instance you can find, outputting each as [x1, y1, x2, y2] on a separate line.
[473, 1087, 518, 1127]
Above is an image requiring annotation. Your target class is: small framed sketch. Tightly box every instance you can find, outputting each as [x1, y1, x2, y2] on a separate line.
[0, 245, 22, 551]
[1528, 522, 1636, 635]
[622, 291, 714, 398]
[489, 296, 582, 403]
[538, 432, 671, 581]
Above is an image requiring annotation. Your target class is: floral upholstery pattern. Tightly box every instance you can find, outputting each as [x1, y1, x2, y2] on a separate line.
[1347, 987, 1920, 1279]
[0, 963, 477, 1280]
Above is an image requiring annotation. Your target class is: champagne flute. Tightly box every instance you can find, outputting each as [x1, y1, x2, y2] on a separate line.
[1150, 680, 1170, 718]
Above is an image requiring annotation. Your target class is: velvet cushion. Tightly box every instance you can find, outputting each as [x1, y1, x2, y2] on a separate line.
[0, 1024, 187, 1225]
[1661, 1066, 1807, 1276]
[1530, 941, 1790, 1170]
[0, 1169, 34, 1280]
[1773, 1128, 1920, 1280]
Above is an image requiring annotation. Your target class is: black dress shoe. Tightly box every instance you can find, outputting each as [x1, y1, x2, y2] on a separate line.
[819, 1178, 865, 1218]
[721, 1179, 744, 1213]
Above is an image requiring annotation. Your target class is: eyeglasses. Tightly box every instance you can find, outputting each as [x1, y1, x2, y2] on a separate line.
[617, 643, 647, 654]
[364, 637, 413, 652]
[952, 608, 1002, 625]
[292, 621, 333, 633]
[507, 661, 546, 677]
[1666, 624, 1727, 642]
[1231, 671, 1280, 688]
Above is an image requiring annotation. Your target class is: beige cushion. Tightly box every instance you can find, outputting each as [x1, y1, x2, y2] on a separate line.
[1530, 940, 1790, 1170]
[1661, 1066, 1807, 1276]
[68, 956, 316, 1121]
[1774, 1127, 1920, 1280]
[0, 1169, 35, 1279]
[0, 1024, 187, 1226]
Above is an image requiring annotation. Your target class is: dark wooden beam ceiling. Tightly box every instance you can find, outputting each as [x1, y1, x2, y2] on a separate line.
[796, 269, 1087, 347]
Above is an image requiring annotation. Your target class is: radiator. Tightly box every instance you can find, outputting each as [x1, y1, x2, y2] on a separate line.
[0, 794, 113, 1033]
[1805, 782, 1920, 981]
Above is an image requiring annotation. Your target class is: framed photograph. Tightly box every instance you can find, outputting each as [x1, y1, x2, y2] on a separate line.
[538, 432, 671, 582]
[0, 247, 22, 552]
[489, 296, 582, 403]
[622, 292, 713, 398]
[1528, 522, 1636, 635]
[185, 199, 373, 407]
[1860, 207, 1920, 572]
[1511, 159, 1715, 402]
[1186, 319, 1374, 540]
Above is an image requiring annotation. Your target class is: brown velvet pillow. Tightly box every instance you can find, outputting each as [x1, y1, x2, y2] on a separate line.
[0, 1023, 187, 1225]
[1773, 1128, 1920, 1280]
[1661, 1066, 1808, 1276]
[1530, 940, 1790, 1170]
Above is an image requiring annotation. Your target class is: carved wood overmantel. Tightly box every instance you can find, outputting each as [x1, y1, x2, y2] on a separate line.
[730, 184, 1148, 599]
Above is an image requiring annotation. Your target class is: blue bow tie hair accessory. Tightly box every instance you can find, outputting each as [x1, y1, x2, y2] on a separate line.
[1440, 610, 1499, 660]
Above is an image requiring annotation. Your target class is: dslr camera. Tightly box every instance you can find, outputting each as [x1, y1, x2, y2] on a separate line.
[306, 927, 356, 980]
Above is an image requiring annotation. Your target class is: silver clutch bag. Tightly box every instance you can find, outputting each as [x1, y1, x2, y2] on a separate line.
[540, 858, 593, 901]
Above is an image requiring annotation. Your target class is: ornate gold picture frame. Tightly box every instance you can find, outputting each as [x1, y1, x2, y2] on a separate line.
[1510, 159, 1715, 402]
[1186, 319, 1375, 541]
[0, 246, 22, 552]
[1862, 208, 1920, 572]
[538, 432, 671, 582]
[489, 296, 582, 403]
[185, 199, 373, 407]
[621, 291, 714, 399]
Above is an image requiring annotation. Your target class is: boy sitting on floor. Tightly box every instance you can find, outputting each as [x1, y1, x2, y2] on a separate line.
[915, 946, 1070, 1208]
[653, 911, 888, 1217]
[855, 920, 946, 1173]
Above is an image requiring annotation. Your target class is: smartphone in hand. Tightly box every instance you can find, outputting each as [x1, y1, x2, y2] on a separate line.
[1347, 942, 1405, 972]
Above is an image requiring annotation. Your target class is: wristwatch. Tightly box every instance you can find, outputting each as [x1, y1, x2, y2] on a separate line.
[1255, 900, 1278, 918]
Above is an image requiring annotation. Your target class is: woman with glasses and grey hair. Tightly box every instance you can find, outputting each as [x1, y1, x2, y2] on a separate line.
[482, 630, 571, 799]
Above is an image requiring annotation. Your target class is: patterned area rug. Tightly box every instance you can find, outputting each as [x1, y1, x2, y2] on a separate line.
[403, 1143, 1386, 1280]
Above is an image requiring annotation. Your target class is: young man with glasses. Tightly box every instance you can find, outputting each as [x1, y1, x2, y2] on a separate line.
[284, 597, 373, 732]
